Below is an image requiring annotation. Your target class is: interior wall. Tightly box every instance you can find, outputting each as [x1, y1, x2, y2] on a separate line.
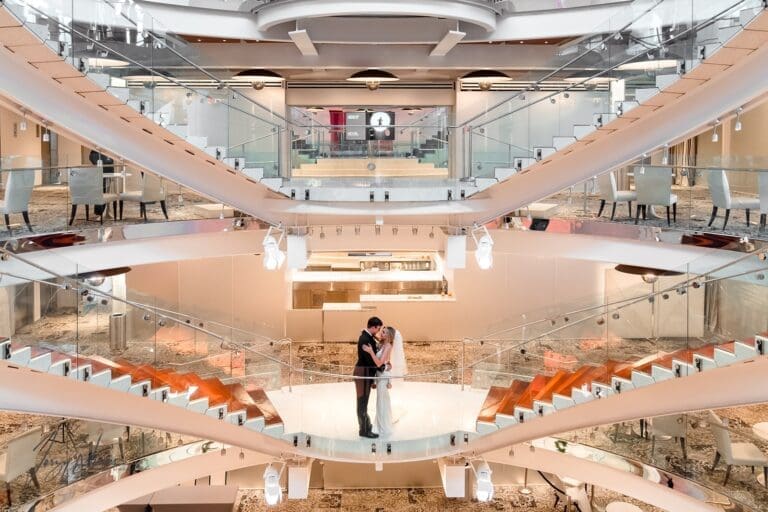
[0, 105, 42, 165]
[285, 88, 454, 108]
[127, 248, 608, 343]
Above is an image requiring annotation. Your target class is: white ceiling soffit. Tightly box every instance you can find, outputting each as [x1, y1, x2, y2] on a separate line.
[138, 3, 627, 43]
[250, 0, 498, 32]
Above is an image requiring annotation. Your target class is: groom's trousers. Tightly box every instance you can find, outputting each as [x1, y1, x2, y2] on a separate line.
[353, 365, 373, 434]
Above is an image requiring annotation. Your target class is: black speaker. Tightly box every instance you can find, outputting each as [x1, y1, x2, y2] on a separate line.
[530, 218, 550, 231]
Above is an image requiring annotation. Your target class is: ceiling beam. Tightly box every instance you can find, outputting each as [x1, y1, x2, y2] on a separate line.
[289, 29, 319, 56]
[430, 30, 466, 57]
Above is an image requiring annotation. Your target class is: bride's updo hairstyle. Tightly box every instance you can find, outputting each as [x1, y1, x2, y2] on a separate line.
[385, 326, 396, 343]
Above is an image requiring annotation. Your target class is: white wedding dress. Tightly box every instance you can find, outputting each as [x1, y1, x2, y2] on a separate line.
[375, 330, 407, 437]
[375, 347, 393, 437]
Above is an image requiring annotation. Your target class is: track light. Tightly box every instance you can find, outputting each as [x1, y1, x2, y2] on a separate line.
[734, 107, 743, 132]
[263, 464, 283, 505]
[355, 225, 361, 235]
[412, 226, 418, 236]
[429, 227, 435, 239]
[392, 226, 398, 235]
[712, 120, 720, 143]
[473, 461, 494, 502]
[262, 226, 286, 271]
[471, 225, 494, 270]
[336, 226, 342, 236]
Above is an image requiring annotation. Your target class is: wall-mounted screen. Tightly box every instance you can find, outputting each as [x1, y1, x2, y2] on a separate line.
[344, 112, 366, 141]
[367, 111, 395, 140]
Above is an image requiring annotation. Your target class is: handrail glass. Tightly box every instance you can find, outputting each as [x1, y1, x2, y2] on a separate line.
[2, 0, 285, 177]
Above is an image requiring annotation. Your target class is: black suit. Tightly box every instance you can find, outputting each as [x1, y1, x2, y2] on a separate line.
[354, 329, 378, 436]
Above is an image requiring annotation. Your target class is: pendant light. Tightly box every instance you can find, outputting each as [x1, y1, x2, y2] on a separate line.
[232, 68, 284, 90]
[346, 69, 399, 90]
[459, 70, 512, 91]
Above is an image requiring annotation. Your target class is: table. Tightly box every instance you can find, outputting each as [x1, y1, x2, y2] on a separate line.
[606, 502, 642, 512]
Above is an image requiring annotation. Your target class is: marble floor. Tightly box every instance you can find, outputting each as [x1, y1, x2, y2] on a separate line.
[235, 486, 661, 512]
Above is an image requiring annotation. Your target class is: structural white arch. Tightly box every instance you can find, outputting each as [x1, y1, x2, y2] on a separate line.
[250, 0, 498, 32]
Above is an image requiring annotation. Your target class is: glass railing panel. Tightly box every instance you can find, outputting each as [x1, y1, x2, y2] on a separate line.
[0, 163, 242, 241]
[0, 412, 200, 512]
[535, 161, 768, 240]
[559, 404, 768, 511]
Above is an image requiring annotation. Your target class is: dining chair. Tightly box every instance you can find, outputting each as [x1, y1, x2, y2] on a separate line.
[758, 173, 768, 233]
[1, 169, 35, 233]
[68, 168, 118, 224]
[634, 166, 678, 226]
[706, 170, 759, 230]
[0, 427, 41, 506]
[119, 173, 168, 221]
[597, 171, 637, 220]
[651, 414, 687, 460]
[708, 410, 768, 487]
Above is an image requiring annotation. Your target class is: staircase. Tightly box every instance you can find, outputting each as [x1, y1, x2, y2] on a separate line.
[0, 337, 284, 438]
[476, 333, 767, 433]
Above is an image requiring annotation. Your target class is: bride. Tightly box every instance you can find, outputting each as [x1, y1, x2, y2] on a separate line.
[363, 326, 407, 437]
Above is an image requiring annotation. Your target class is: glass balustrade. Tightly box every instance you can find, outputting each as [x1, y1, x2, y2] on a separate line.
[1, 241, 766, 464]
[2, 0, 285, 178]
[558, 403, 768, 511]
[0, 163, 239, 240]
[463, 0, 765, 179]
[0, 412, 200, 511]
[529, 147, 768, 240]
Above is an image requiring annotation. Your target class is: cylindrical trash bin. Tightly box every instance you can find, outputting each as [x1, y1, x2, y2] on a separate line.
[109, 313, 126, 351]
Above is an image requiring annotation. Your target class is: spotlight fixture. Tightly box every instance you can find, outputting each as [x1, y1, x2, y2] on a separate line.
[263, 463, 284, 506]
[642, 273, 659, 284]
[231, 68, 284, 90]
[336, 225, 342, 236]
[42, 124, 50, 142]
[375, 225, 381, 236]
[319, 227, 326, 239]
[346, 69, 399, 90]
[711, 120, 720, 143]
[471, 225, 494, 270]
[262, 226, 286, 271]
[459, 70, 512, 91]
[734, 107, 743, 132]
[355, 225, 361, 235]
[429, 227, 435, 239]
[472, 461, 494, 502]
[412, 226, 418, 236]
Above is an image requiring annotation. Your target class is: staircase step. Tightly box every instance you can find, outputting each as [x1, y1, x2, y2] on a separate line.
[635, 88, 660, 104]
[572, 125, 596, 139]
[734, 340, 758, 360]
[630, 369, 656, 388]
[552, 136, 577, 151]
[656, 73, 681, 90]
[476, 386, 508, 429]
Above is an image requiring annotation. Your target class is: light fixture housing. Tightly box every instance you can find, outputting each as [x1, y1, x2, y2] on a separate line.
[471, 225, 494, 270]
[262, 226, 286, 271]
[347, 69, 399, 90]
[473, 461, 494, 502]
[459, 70, 512, 91]
[263, 464, 283, 505]
[232, 68, 284, 90]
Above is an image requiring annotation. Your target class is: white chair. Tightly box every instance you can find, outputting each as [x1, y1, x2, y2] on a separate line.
[707, 170, 759, 230]
[1, 169, 35, 233]
[68, 168, 118, 225]
[0, 427, 41, 506]
[634, 166, 678, 226]
[709, 410, 768, 487]
[651, 414, 687, 460]
[597, 171, 637, 221]
[119, 173, 168, 221]
[84, 421, 125, 464]
[758, 173, 768, 233]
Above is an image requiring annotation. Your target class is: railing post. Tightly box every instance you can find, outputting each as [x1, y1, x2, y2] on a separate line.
[460, 339, 466, 391]
[288, 340, 293, 392]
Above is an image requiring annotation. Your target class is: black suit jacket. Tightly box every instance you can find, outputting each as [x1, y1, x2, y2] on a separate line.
[355, 329, 379, 370]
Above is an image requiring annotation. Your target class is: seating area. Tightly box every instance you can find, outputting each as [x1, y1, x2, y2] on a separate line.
[476, 334, 768, 433]
[0, 337, 284, 439]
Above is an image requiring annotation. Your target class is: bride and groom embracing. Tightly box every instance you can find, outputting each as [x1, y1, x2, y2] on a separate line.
[354, 316, 407, 439]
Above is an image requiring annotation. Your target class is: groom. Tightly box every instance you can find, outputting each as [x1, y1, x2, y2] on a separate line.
[355, 316, 384, 438]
